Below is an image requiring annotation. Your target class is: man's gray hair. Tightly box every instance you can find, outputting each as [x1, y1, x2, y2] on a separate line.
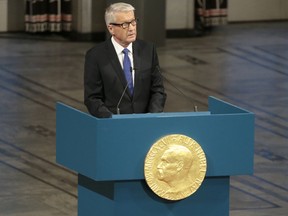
[105, 2, 135, 26]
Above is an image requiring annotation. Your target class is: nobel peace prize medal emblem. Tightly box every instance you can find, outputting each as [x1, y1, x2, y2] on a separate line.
[144, 134, 207, 201]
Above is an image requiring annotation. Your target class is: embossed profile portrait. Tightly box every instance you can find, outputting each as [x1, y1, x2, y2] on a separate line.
[144, 134, 207, 200]
[157, 145, 193, 192]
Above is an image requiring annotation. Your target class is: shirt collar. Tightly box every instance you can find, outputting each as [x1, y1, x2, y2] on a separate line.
[111, 37, 133, 55]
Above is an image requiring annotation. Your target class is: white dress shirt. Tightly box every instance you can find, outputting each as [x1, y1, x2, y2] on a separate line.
[111, 37, 135, 84]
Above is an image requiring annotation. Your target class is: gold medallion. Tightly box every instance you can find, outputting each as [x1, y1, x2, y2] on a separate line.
[144, 134, 207, 201]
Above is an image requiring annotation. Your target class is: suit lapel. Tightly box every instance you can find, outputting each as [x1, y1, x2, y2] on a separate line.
[105, 39, 127, 88]
[132, 41, 141, 98]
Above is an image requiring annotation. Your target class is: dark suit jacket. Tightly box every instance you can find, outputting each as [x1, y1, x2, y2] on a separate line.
[84, 38, 167, 118]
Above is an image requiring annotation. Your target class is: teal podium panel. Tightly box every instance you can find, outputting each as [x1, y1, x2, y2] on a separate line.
[56, 96, 254, 216]
[78, 176, 230, 216]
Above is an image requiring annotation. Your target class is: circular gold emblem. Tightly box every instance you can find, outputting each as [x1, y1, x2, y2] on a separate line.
[144, 134, 207, 201]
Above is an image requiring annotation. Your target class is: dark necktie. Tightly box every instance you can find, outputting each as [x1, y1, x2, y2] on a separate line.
[122, 48, 133, 95]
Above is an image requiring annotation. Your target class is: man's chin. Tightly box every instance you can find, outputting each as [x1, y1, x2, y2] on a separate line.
[128, 35, 136, 42]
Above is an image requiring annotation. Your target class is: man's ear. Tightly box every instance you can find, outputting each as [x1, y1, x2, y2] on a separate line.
[107, 25, 114, 35]
[176, 161, 184, 171]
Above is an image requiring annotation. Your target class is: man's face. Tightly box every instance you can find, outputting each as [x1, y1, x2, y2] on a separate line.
[157, 152, 180, 182]
[108, 10, 137, 47]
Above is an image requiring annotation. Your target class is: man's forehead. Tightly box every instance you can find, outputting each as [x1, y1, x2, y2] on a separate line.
[115, 11, 135, 20]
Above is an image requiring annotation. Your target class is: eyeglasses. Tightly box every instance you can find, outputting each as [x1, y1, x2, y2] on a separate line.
[110, 19, 138, 29]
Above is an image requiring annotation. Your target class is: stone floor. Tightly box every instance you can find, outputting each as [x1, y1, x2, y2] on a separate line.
[0, 21, 287, 215]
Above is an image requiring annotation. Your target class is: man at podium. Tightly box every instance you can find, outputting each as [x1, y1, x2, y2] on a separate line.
[84, 2, 167, 118]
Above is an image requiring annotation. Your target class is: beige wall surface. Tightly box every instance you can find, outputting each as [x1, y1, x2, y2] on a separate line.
[166, 0, 194, 29]
[228, 0, 288, 21]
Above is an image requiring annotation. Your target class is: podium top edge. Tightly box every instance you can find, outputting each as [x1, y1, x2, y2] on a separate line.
[208, 96, 254, 115]
[57, 96, 254, 120]
[112, 111, 210, 119]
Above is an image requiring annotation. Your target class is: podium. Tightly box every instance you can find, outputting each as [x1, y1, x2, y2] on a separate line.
[56, 96, 254, 216]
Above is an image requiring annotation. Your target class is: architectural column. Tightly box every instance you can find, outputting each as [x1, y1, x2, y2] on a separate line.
[0, 0, 8, 31]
